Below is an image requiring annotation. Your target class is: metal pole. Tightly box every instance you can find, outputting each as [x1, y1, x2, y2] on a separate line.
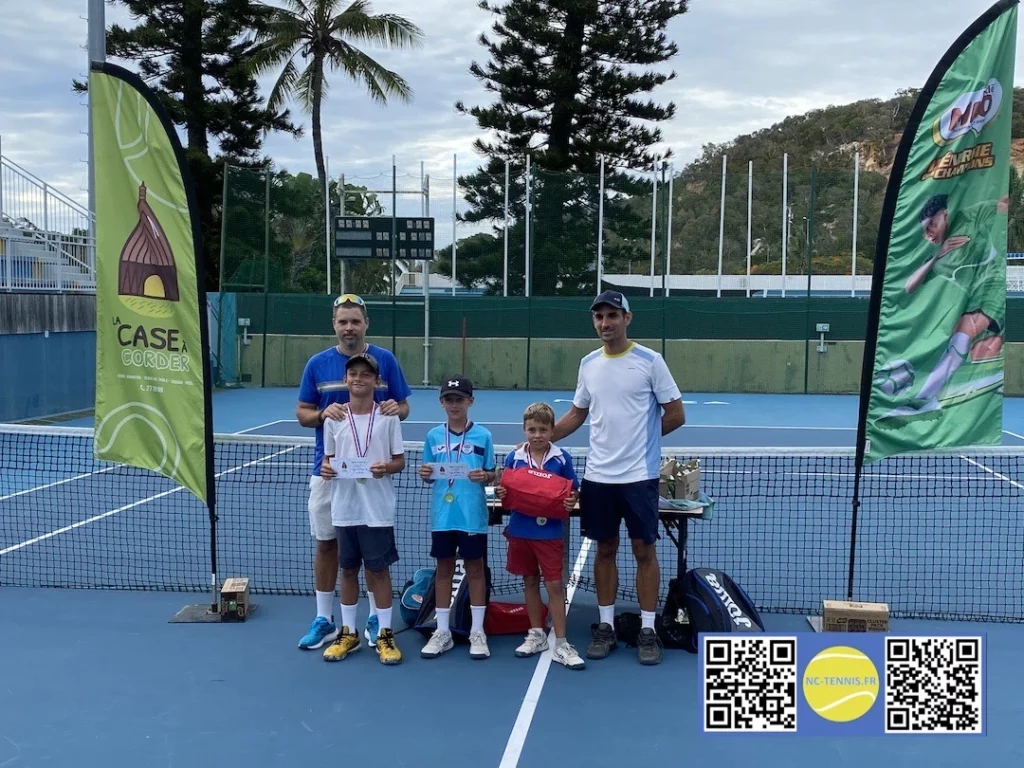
[451, 153, 457, 297]
[665, 163, 674, 297]
[423, 173, 431, 386]
[782, 153, 788, 298]
[597, 155, 605, 294]
[852, 151, 860, 297]
[87, 0, 105, 242]
[216, 161, 229, 385]
[261, 164, 270, 388]
[717, 155, 726, 297]
[503, 159, 510, 297]
[524, 154, 532, 297]
[391, 155, 397, 353]
[338, 172, 346, 295]
[649, 160, 658, 297]
[746, 160, 753, 298]
[325, 156, 332, 295]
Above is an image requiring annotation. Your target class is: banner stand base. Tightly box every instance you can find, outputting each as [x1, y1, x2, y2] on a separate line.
[169, 604, 260, 624]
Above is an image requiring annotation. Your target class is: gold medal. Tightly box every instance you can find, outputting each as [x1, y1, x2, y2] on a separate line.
[444, 491, 456, 504]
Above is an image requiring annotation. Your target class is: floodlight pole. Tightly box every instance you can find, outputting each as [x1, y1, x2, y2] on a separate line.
[87, 0, 106, 240]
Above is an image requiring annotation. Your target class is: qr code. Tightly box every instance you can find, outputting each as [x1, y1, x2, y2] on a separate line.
[703, 636, 798, 732]
[885, 636, 983, 734]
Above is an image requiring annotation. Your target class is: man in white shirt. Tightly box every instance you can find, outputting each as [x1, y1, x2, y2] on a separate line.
[320, 353, 406, 665]
[552, 290, 685, 666]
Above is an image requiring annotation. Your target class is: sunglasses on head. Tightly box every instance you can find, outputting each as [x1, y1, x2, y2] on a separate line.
[333, 293, 366, 308]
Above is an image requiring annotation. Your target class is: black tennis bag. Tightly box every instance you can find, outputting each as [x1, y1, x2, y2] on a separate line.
[412, 559, 491, 643]
[669, 568, 765, 653]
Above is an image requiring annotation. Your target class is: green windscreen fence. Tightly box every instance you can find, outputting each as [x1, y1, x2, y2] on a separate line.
[221, 295, 1024, 394]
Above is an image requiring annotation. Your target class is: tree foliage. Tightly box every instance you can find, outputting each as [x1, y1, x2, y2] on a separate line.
[451, 0, 689, 295]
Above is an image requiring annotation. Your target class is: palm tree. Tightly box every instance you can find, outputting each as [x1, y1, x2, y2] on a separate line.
[250, 0, 424, 192]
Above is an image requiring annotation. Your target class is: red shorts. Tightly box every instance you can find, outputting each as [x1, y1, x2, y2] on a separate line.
[505, 533, 564, 582]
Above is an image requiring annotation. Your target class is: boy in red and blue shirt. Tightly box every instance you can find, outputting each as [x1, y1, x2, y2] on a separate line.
[496, 403, 586, 670]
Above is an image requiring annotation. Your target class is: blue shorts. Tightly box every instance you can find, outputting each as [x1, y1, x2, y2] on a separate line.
[335, 525, 399, 572]
[430, 530, 487, 561]
[580, 478, 660, 546]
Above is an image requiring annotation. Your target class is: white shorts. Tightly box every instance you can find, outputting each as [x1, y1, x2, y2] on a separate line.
[308, 476, 335, 541]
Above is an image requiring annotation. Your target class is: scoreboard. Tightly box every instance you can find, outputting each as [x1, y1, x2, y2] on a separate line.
[334, 216, 435, 260]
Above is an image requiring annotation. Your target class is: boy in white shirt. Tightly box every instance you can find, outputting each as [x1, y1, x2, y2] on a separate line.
[320, 353, 406, 665]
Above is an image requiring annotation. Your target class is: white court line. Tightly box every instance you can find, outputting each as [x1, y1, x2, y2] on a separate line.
[958, 456, 1024, 491]
[0, 445, 301, 557]
[233, 419, 294, 434]
[499, 538, 592, 768]
[1003, 429, 1024, 442]
[0, 465, 119, 503]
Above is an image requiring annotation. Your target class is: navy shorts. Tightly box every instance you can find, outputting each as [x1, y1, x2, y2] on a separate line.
[580, 478, 660, 546]
[335, 525, 400, 572]
[430, 530, 487, 561]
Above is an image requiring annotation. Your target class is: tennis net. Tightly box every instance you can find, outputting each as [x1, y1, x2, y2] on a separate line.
[2, 425, 1022, 622]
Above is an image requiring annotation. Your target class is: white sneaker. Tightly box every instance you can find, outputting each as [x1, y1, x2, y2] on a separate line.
[515, 629, 549, 658]
[420, 629, 454, 659]
[469, 630, 490, 659]
[552, 642, 586, 670]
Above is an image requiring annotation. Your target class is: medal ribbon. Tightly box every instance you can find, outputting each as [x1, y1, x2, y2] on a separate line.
[445, 422, 472, 490]
[347, 403, 376, 459]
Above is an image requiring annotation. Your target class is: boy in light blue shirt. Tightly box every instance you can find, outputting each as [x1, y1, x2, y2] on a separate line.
[417, 376, 496, 660]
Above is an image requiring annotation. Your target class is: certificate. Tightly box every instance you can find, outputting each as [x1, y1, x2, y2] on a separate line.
[332, 457, 373, 479]
[430, 463, 470, 480]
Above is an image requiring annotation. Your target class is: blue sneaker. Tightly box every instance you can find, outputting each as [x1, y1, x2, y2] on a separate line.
[299, 616, 339, 650]
[364, 615, 380, 649]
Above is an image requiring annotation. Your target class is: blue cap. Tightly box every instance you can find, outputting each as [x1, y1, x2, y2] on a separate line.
[591, 290, 630, 312]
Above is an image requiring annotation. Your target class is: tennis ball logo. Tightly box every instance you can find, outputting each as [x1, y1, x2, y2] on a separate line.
[802, 646, 879, 723]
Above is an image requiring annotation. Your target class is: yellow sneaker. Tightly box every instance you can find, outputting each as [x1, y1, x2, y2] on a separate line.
[376, 628, 402, 665]
[322, 628, 361, 662]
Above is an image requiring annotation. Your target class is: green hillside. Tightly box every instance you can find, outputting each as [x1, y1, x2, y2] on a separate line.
[665, 88, 1024, 278]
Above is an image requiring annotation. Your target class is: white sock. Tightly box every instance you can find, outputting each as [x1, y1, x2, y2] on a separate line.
[471, 605, 487, 634]
[555, 636, 566, 648]
[641, 610, 656, 630]
[316, 591, 334, 620]
[919, 332, 970, 399]
[367, 590, 378, 618]
[599, 604, 615, 627]
[436, 608, 451, 633]
[378, 606, 392, 631]
[341, 603, 358, 634]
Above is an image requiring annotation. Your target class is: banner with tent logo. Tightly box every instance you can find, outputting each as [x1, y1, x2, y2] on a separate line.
[858, 0, 1018, 465]
[90, 62, 215, 506]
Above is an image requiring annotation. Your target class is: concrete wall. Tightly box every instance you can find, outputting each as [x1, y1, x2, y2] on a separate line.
[238, 335, 1024, 396]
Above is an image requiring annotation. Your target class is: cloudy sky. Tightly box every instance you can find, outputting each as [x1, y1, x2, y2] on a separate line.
[1, 0, 1022, 213]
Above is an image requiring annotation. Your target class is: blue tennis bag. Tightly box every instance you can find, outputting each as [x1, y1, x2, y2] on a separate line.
[664, 567, 765, 653]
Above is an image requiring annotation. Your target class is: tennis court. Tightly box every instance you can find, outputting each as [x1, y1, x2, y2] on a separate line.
[3, 388, 1024, 766]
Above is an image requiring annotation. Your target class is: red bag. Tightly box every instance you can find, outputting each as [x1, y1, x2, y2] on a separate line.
[485, 601, 550, 636]
[499, 466, 573, 519]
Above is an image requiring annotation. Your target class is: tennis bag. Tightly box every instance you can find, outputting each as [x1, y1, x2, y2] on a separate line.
[411, 559, 492, 643]
[499, 466, 573, 519]
[673, 568, 765, 653]
[400, 568, 434, 627]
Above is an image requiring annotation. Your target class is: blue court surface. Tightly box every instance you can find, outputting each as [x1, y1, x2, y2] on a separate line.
[3, 388, 1024, 767]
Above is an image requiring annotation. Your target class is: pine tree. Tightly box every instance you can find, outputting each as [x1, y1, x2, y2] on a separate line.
[451, 0, 688, 295]
[77, 0, 301, 288]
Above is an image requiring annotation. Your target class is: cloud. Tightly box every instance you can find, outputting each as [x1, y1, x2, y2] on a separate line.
[1, 0, 1020, 220]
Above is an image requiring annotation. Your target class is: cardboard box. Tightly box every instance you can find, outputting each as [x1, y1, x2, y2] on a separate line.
[220, 577, 251, 621]
[823, 599, 889, 633]
[659, 458, 700, 500]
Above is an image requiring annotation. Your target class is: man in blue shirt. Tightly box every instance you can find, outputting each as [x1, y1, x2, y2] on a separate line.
[295, 294, 412, 652]
[417, 376, 496, 660]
